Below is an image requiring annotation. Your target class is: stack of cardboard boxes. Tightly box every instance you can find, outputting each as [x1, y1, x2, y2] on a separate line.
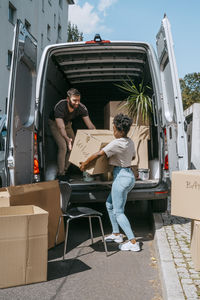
[0, 180, 64, 288]
[171, 170, 200, 271]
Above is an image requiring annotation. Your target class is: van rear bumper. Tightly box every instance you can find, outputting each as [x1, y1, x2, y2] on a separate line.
[70, 180, 169, 203]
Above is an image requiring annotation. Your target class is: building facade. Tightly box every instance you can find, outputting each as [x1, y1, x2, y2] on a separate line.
[0, 0, 74, 114]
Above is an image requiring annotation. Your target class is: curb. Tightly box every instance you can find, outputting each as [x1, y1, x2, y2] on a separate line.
[153, 213, 185, 300]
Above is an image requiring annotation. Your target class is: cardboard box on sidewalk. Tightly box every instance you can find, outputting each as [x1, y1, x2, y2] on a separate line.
[69, 129, 114, 175]
[190, 220, 200, 271]
[171, 170, 200, 220]
[0, 205, 48, 288]
[0, 180, 64, 249]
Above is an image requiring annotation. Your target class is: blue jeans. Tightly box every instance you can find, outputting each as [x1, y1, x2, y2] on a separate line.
[106, 166, 135, 240]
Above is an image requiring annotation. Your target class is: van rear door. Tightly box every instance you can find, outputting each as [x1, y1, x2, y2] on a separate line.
[156, 15, 188, 176]
[5, 19, 37, 186]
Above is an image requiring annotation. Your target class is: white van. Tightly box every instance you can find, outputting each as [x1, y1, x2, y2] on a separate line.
[1, 16, 188, 212]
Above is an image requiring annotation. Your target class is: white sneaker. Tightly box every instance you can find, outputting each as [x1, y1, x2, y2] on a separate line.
[119, 241, 140, 252]
[105, 233, 123, 243]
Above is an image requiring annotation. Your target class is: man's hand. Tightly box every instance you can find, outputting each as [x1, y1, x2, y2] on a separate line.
[66, 137, 73, 151]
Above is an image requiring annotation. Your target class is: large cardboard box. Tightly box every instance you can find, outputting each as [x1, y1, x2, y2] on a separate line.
[190, 220, 200, 271]
[104, 101, 150, 169]
[0, 205, 48, 288]
[128, 125, 149, 169]
[171, 170, 200, 220]
[104, 101, 150, 129]
[69, 130, 114, 175]
[0, 180, 64, 249]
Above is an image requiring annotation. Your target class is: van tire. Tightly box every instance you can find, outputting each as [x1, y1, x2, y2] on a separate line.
[151, 199, 168, 213]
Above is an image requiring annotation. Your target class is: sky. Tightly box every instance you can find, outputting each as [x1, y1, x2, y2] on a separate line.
[69, 0, 200, 79]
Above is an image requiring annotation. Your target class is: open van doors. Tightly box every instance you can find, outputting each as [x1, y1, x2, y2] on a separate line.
[5, 19, 37, 186]
[156, 15, 188, 176]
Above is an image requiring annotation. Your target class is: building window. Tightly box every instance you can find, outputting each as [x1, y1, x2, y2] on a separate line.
[48, 0, 52, 6]
[54, 14, 56, 29]
[8, 2, 16, 24]
[59, 0, 63, 9]
[7, 50, 12, 69]
[25, 19, 31, 32]
[42, 0, 44, 12]
[47, 25, 51, 41]
[58, 24, 62, 41]
[41, 33, 44, 50]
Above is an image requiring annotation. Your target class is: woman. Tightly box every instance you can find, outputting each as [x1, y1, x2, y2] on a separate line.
[80, 113, 140, 252]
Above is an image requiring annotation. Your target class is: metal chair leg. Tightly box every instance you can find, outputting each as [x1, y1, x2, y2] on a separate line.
[55, 216, 62, 246]
[63, 218, 70, 261]
[89, 216, 94, 244]
[97, 216, 108, 257]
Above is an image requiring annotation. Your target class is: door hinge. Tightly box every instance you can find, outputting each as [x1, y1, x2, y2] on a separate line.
[7, 155, 15, 168]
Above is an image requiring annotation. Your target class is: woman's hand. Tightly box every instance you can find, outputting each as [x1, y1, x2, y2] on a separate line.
[79, 150, 105, 172]
[80, 161, 87, 171]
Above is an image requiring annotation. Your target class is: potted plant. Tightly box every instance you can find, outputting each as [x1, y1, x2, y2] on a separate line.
[115, 78, 153, 126]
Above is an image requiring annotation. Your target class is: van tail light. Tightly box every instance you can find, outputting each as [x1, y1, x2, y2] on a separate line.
[34, 132, 40, 176]
[164, 154, 169, 170]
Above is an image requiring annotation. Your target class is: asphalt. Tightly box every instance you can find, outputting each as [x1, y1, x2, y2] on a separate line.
[153, 198, 200, 300]
[0, 201, 162, 300]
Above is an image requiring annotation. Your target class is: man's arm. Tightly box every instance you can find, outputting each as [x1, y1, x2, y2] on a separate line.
[82, 116, 96, 129]
[55, 118, 72, 150]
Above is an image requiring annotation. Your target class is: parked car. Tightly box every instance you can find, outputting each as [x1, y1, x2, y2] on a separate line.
[1, 16, 188, 212]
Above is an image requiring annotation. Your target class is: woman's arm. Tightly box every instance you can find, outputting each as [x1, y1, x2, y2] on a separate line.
[80, 149, 106, 171]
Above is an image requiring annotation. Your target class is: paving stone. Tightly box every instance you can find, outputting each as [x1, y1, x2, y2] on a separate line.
[193, 279, 200, 285]
[181, 278, 193, 284]
[182, 284, 198, 299]
[190, 269, 200, 274]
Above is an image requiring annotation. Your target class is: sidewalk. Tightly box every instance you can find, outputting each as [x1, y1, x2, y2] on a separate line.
[154, 199, 200, 300]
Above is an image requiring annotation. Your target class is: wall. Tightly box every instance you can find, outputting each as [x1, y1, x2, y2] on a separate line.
[0, 0, 74, 114]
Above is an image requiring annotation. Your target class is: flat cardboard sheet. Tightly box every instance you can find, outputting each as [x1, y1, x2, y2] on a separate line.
[0, 205, 48, 288]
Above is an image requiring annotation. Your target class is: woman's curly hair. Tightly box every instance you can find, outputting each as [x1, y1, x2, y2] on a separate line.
[113, 113, 133, 135]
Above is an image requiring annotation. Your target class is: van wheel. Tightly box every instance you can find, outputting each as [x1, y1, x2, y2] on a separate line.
[151, 199, 168, 213]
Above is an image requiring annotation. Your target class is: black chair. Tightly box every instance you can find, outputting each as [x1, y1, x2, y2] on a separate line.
[55, 181, 108, 260]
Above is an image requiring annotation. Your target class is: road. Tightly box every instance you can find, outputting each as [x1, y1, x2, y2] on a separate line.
[0, 201, 163, 300]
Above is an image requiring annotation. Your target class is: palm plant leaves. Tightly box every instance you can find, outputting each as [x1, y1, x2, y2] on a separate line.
[115, 79, 153, 125]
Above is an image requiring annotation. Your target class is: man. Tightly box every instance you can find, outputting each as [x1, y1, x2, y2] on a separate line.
[48, 88, 95, 181]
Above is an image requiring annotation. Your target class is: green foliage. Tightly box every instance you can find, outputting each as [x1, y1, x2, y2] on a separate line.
[67, 21, 83, 42]
[180, 72, 200, 109]
[115, 79, 153, 125]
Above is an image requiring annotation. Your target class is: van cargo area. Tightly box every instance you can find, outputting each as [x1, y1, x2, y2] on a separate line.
[40, 41, 165, 202]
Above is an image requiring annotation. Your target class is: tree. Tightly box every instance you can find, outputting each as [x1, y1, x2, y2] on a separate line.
[67, 21, 83, 42]
[180, 72, 200, 109]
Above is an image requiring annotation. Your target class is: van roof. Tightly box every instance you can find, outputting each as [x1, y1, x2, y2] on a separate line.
[43, 41, 151, 85]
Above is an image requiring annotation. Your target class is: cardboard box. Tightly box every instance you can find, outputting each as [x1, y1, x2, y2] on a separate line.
[0, 180, 64, 249]
[0, 205, 48, 288]
[69, 130, 114, 175]
[128, 125, 149, 169]
[171, 170, 200, 220]
[104, 101, 150, 169]
[104, 101, 150, 129]
[190, 220, 200, 271]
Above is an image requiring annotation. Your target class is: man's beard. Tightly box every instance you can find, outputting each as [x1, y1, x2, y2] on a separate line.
[68, 99, 78, 109]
